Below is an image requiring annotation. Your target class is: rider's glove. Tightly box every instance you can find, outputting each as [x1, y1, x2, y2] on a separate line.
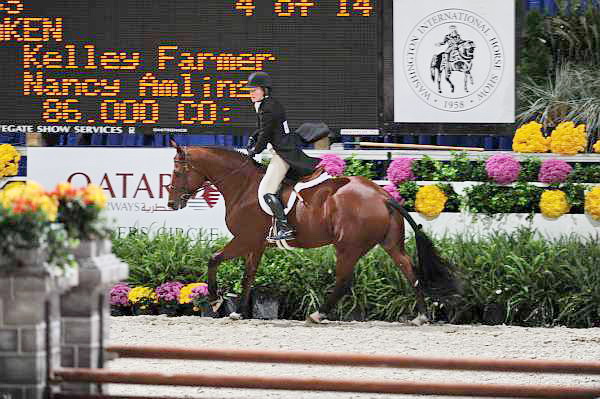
[246, 136, 256, 150]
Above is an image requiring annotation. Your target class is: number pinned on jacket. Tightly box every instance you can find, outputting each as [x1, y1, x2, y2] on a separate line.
[283, 120, 290, 134]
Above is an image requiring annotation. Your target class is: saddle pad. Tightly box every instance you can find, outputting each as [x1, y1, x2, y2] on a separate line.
[258, 172, 332, 216]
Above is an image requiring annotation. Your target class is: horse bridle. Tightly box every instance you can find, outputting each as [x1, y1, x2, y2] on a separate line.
[171, 147, 252, 203]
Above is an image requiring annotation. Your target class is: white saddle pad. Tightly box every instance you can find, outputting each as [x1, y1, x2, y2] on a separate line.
[258, 172, 333, 216]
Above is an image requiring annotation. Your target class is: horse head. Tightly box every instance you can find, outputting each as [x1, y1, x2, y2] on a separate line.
[458, 40, 475, 60]
[167, 139, 208, 210]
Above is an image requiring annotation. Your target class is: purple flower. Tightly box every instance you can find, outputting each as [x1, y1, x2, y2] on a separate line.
[155, 281, 184, 302]
[318, 154, 345, 177]
[386, 158, 415, 185]
[485, 154, 520, 184]
[538, 159, 572, 183]
[190, 284, 209, 299]
[383, 184, 405, 204]
[109, 283, 131, 306]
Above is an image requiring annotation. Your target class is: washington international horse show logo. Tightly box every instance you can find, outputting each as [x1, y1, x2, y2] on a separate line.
[403, 8, 505, 113]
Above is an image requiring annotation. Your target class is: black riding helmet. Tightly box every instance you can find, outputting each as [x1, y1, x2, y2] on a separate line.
[245, 71, 272, 90]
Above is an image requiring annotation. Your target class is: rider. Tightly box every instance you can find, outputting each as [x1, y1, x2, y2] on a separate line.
[437, 25, 464, 56]
[245, 71, 320, 241]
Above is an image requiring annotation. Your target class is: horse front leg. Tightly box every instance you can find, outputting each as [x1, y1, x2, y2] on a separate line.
[464, 72, 469, 93]
[231, 248, 265, 319]
[207, 237, 249, 310]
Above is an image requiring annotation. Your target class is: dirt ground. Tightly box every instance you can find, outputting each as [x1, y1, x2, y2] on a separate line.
[106, 316, 600, 399]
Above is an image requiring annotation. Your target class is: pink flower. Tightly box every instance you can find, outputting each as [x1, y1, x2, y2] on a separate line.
[383, 184, 405, 204]
[538, 159, 572, 183]
[109, 283, 131, 306]
[485, 154, 520, 184]
[318, 154, 345, 177]
[386, 158, 415, 185]
[155, 281, 184, 302]
[190, 284, 209, 298]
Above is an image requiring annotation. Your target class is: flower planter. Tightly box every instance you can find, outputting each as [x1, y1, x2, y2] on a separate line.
[131, 303, 155, 316]
[409, 212, 599, 238]
[110, 305, 132, 316]
[158, 302, 179, 317]
[0, 246, 47, 269]
[483, 303, 505, 325]
[251, 288, 279, 320]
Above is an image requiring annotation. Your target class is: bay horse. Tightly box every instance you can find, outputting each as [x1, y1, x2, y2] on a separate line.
[431, 40, 476, 94]
[167, 143, 460, 325]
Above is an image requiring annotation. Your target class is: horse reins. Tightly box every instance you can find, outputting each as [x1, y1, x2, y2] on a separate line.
[172, 147, 252, 203]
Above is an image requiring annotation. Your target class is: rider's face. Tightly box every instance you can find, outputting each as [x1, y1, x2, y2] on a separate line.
[249, 87, 265, 103]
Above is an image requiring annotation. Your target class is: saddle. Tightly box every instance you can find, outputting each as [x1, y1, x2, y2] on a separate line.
[258, 167, 333, 217]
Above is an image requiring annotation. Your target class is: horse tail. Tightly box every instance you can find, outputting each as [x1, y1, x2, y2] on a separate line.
[386, 199, 461, 299]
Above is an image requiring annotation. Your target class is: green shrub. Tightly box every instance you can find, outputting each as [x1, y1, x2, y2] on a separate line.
[112, 229, 600, 327]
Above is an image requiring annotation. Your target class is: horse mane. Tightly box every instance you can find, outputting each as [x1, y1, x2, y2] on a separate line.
[195, 146, 266, 171]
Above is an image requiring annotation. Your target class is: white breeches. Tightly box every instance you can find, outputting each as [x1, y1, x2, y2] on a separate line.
[259, 151, 290, 196]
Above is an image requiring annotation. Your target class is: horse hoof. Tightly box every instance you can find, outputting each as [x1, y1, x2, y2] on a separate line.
[410, 314, 429, 326]
[229, 312, 243, 321]
[306, 311, 322, 324]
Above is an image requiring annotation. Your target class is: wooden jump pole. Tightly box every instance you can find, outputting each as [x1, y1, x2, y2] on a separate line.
[106, 346, 600, 375]
[358, 141, 485, 152]
[51, 368, 600, 398]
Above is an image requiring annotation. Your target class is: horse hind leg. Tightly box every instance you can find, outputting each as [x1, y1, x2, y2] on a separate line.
[445, 69, 454, 93]
[382, 244, 429, 326]
[307, 246, 369, 324]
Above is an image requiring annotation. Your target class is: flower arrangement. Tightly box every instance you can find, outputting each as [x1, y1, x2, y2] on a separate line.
[155, 281, 184, 316]
[0, 144, 21, 178]
[51, 182, 110, 240]
[538, 159, 572, 184]
[317, 154, 345, 176]
[485, 154, 521, 184]
[127, 286, 157, 315]
[548, 122, 587, 155]
[109, 282, 131, 307]
[179, 282, 207, 304]
[0, 181, 61, 266]
[383, 184, 404, 204]
[539, 190, 570, 218]
[512, 121, 550, 153]
[584, 186, 600, 221]
[594, 140, 600, 153]
[415, 185, 447, 218]
[155, 281, 183, 303]
[386, 158, 415, 185]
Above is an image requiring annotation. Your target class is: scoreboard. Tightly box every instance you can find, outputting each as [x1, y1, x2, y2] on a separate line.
[0, 0, 378, 136]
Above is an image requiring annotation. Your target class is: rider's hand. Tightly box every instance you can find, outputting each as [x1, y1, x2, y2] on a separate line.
[247, 148, 256, 158]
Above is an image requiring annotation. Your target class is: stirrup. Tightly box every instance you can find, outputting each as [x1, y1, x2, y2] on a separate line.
[267, 221, 295, 242]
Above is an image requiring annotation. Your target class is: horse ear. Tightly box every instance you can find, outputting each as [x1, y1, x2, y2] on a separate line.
[170, 139, 183, 154]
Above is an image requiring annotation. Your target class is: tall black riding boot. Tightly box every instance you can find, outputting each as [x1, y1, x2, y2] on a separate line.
[263, 193, 295, 241]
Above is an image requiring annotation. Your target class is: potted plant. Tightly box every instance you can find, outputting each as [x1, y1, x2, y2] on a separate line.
[127, 286, 157, 315]
[155, 281, 183, 317]
[50, 182, 111, 255]
[109, 282, 132, 316]
[189, 283, 216, 317]
[0, 181, 73, 270]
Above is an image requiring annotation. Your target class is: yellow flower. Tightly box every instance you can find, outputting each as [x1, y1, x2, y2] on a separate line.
[415, 185, 447, 219]
[127, 286, 157, 304]
[548, 121, 587, 155]
[82, 184, 107, 208]
[0, 181, 57, 221]
[179, 283, 208, 304]
[512, 121, 549, 153]
[539, 190, 570, 219]
[0, 144, 21, 178]
[593, 140, 600, 153]
[584, 186, 600, 221]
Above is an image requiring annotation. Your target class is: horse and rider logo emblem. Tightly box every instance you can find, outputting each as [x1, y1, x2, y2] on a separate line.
[403, 8, 505, 112]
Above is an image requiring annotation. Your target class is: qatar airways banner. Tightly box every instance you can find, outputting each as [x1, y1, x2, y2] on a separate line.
[27, 148, 229, 239]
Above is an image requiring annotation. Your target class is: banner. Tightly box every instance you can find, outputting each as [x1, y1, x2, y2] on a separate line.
[27, 148, 229, 239]
[393, 0, 515, 123]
